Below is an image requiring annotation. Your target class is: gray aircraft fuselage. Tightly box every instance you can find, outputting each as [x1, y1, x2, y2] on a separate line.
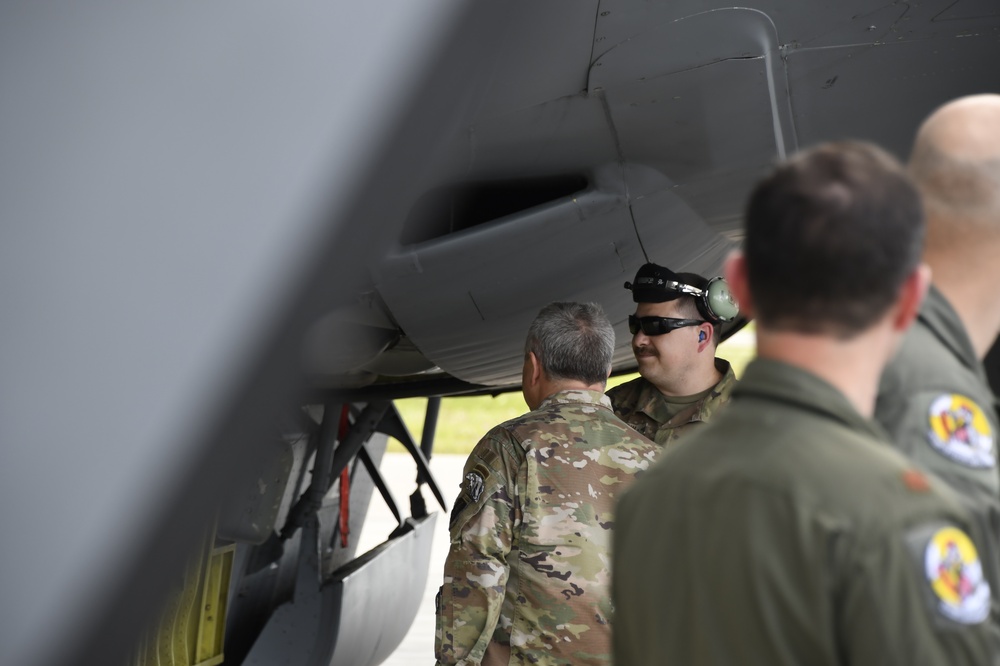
[1, 2, 997, 665]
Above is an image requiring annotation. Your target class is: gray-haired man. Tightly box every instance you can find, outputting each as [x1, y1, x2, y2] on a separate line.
[435, 302, 658, 666]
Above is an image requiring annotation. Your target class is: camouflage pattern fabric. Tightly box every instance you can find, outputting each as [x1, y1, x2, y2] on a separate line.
[434, 389, 658, 666]
[608, 358, 736, 447]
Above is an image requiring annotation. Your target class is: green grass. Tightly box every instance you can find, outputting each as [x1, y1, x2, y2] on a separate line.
[389, 327, 757, 456]
[391, 392, 529, 455]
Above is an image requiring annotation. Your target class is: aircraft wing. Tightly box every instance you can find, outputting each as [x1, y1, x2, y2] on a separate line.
[0, 2, 508, 664]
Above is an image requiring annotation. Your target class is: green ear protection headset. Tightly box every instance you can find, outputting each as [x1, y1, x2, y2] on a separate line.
[624, 263, 739, 325]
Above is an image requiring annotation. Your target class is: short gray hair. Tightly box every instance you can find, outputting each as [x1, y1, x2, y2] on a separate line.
[524, 302, 614, 385]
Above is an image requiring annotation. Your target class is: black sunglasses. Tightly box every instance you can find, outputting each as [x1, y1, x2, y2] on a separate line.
[628, 315, 705, 336]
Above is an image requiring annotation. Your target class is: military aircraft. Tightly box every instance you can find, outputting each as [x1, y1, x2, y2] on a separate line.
[2, 1, 998, 665]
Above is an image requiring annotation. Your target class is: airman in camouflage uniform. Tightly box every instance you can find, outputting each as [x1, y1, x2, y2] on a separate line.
[435, 302, 658, 666]
[609, 263, 739, 446]
[875, 95, 1000, 620]
[608, 359, 736, 447]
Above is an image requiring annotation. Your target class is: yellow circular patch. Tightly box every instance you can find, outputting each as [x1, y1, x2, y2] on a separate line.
[924, 526, 990, 624]
[927, 394, 995, 468]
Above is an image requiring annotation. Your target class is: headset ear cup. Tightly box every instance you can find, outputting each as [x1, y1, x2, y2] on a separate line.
[705, 276, 739, 322]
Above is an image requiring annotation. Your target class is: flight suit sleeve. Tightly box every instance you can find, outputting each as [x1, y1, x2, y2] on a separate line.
[876, 388, 998, 493]
[878, 389, 1000, 587]
[434, 428, 524, 666]
[837, 521, 1000, 665]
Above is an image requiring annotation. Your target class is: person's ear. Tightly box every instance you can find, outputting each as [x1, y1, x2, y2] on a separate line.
[521, 351, 545, 410]
[522, 351, 543, 396]
[893, 263, 931, 332]
[724, 251, 754, 319]
[696, 324, 713, 352]
[527, 351, 543, 384]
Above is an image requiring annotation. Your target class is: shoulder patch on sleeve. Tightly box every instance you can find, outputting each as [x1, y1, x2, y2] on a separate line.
[926, 393, 996, 469]
[449, 461, 498, 533]
[908, 523, 992, 625]
[464, 463, 489, 502]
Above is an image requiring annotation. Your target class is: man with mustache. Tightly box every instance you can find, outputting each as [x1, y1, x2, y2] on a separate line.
[608, 263, 739, 446]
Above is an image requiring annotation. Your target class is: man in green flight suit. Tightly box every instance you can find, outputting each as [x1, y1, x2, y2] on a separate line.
[435, 302, 658, 666]
[608, 264, 739, 447]
[614, 141, 1000, 665]
[875, 94, 1000, 611]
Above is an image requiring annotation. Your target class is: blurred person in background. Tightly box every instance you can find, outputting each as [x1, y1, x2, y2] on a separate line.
[876, 94, 1000, 613]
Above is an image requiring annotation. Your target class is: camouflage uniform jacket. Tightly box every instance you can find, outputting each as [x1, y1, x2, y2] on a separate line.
[435, 389, 658, 666]
[607, 358, 737, 447]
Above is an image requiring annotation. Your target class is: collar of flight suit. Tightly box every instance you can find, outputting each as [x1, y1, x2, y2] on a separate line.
[919, 283, 988, 385]
[538, 388, 613, 411]
[734, 357, 887, 441]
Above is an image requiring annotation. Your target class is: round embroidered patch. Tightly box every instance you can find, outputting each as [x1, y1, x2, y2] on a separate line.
[927, 394, 996, 468]
[924, 526, 991, 624]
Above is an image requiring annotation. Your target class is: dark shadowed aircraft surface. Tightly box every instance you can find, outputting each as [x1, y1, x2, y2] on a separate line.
[2, 2, 998, 665]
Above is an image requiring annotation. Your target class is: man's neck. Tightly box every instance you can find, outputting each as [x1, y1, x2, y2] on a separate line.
[532, 379, 605, 410]
[755, 328, 892, 418]
[932, 269, 1000, 360]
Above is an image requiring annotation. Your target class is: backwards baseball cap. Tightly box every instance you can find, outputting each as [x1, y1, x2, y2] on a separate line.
[624, 262, 739, 322]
